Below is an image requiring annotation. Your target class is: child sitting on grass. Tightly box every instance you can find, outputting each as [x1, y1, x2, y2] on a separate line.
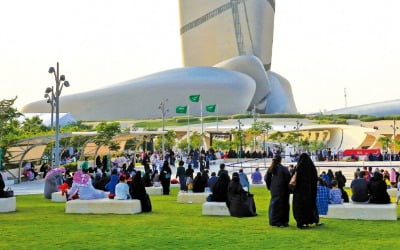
[329, 180, 343, 204]
[115, 175, 131, 200]
[316, 177, 330, 216]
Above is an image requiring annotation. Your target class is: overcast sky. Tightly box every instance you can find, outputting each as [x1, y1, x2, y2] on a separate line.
[1, 0, 399, 114]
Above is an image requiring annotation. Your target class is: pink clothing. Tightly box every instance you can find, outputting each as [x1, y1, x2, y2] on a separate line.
[390, 169, 397, 183]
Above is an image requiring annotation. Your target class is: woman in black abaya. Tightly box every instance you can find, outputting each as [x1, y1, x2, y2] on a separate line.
[208, 172, 230, 202]
[227, 172, 257, 217]
[265, 155, 290, 227]
[292, 153, 321, 229]
[193, 172, 206, 192]
[159, 161, 172, 195]
[129, 171, 152, 212]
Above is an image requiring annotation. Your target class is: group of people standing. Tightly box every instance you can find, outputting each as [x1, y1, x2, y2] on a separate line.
[265, 154, 323, 229]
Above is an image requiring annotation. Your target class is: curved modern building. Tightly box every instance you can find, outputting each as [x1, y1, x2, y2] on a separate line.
[22, 0, 297, 120]
[326, 99, 400, 116]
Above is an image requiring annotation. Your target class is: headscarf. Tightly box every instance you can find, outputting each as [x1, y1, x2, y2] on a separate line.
[44, 167, 66, 180]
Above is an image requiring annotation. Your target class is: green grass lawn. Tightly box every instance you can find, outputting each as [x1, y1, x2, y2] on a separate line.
[1, 187, 399, 249]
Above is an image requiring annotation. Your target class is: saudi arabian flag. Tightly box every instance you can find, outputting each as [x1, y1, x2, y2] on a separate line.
[206, 104, 216, 112]
[189, 94, 200, 102]
[176, 106, 188, 114]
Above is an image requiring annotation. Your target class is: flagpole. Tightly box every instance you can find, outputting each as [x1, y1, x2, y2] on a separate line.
[216, 104, 219, 133]
[187, 105, 190, 154]
[200, 100, 204, 149]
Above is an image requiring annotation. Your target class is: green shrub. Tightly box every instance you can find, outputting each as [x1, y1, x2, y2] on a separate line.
[231, 114, 253, 119]
[62, 162, 78, 171]
[359, 116, 382, 122]
[176, 117, 199, 123]
[258, 113, 307, 119]
[203, 116, 230, 122]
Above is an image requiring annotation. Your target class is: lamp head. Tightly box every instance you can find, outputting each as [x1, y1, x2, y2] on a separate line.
[46, 99, 51, 104]
[44, 93, 50, 99]
[60, 75, 65, 81]
[45, 87, 52, 93]
[48, 67, 55, 74]
[63, 81, 70, 87]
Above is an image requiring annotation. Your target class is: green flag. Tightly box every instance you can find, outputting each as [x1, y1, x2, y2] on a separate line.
[206, 104, 216, 112]
[176, 106, 188, 114]
[189, 95, 200, 102]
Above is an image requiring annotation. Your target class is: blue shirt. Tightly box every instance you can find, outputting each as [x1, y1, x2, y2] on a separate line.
[316, 185, 330, 215]
[329, 188, 342, 204]
[115, 183, 131, 200]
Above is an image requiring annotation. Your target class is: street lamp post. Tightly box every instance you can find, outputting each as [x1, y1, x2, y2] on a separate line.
[44, 87, 55, 129]
[158, 97, 169, 157]
[293, 119, 303, 153]
[46, 62, 70, 168]
[252, 104, 257, 152]
[390, 120, 398, 158]
[237, 119, 244, 159]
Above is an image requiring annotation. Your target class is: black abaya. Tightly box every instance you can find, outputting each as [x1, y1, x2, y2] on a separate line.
[227, 180, 257, 217]
[129, 174, 152, 212]
[265, 163, 290, 226]
[292, 154, 319, 228]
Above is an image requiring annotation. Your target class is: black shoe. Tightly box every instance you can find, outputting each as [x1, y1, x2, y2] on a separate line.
[297, 224, 309, 229]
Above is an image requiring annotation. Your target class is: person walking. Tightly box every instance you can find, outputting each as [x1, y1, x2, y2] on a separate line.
[265, 155, 290, 227]
[292, 153, 321, 229]
[159, 160, 172, 195]
[176, 160, 186, 191]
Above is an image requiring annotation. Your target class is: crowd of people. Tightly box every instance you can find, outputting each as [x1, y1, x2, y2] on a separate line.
[264, 153, 400, 229]
[7, 146, 400, 226]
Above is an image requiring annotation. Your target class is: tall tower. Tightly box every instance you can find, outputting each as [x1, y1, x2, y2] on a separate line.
[179, 0, 275, 71]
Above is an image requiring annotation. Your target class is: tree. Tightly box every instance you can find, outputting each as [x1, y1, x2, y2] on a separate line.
[212, 139, 232, 151]
[269, 131, 285, 150]
[308, 140, 325, 153]
[0, 97, 23, 166]
[247, 120, 273, 151]
[377, 136, 392, 152]
[177, 139, 188, 152]
[190, 131, 203, 150]
[93, 122, 121, 152]
[230, 128, 246, 156]
[21, 115, 48, 136]
[155, 130, 176, 151]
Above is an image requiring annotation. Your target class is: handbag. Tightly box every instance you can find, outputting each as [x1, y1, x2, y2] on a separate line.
[289, 172, 297, 189]
[5, 187, 14, 197]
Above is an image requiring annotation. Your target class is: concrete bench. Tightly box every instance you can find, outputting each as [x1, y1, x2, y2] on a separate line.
[325, 203, 397, 221]
[51, 192, 68, 202]
[65, 198, 142, 214]
[145, 186, 162, 195]
[177, 192, 209, 204]
[52, 191, 109, 202]
[202, 202, 230, 216]
[387, 188, 397, 198]
[0, 197, 16, 213]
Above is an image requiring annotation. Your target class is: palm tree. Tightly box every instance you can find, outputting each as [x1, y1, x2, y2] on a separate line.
[377, 136, 392, 152]
[269, 131, 285, 151]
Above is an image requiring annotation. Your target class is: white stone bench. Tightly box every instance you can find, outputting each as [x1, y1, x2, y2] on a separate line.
[51, 192, 68, 202]
[145, 186, 162, 195]
[0, 197, 16, 213]
[325, 203, 397, 221]
[177, 192, 209, 204]
[65, 198, 142, 214]
[202, 202, 230, 216]
[52, 191, 109, 202]
[387, 188, 397, 198]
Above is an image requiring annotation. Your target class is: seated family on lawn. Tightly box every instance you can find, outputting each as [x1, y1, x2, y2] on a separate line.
[177, 161, 257, 217]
